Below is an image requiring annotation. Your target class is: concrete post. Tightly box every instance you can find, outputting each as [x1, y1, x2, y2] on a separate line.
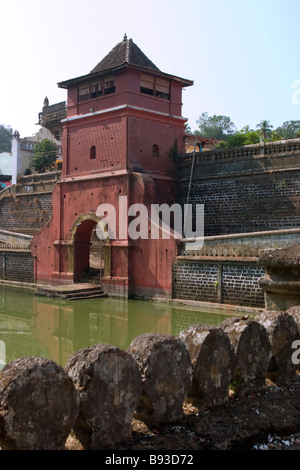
[11, 130, 21, 185]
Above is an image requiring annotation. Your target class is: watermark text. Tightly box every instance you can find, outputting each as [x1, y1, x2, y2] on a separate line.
[95, 196, 204, 243]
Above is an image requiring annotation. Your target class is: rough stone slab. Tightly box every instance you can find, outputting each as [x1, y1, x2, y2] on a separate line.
[65, 343, 142, 450]
[220, 316, 272, 395]
[286, 306, 300, 371]
[255, 310, 299, 385]
[179, 324, 235, 407]
[0, 356, 79, 450]
[127, 333, 192, 424]
[286, 305, 300, 332]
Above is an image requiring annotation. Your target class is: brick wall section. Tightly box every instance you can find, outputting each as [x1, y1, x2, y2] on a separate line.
[0, 193, 53, 235]
[176, 140, 300, 236]
[221, 263, 265, 307]
[177, 170, 300, 236]
[172, 258, 265, 309]
[0, 251, 34, 283]
[172, 261, 219, 303]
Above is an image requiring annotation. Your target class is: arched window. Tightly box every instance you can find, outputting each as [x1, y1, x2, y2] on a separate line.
[152, 144, 159, 158]
[90, 145, 96, 159]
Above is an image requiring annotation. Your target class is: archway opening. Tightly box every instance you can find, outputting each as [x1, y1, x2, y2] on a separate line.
[72, 214, 110, 284]
[74, 219, 96, 282]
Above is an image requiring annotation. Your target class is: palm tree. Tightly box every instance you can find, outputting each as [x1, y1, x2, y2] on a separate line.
[256, 120, 273, 141]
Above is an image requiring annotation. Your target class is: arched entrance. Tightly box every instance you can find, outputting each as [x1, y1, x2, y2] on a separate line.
[71, 213, 110, 283]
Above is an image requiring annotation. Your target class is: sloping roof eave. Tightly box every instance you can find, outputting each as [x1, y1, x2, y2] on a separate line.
[58, 63, 193, 89]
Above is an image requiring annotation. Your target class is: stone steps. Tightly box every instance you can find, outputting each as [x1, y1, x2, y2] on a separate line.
[35, 283, 106, 300]
[64, 288, 106, 301]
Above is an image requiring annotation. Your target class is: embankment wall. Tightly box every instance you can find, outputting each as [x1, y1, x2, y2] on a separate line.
[173, 140, 300, 308]
[176, 139, 300, 236]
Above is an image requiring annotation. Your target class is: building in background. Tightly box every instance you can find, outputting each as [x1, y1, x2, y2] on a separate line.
[0, 152, 12, 188]
[184, 134, 219, 153]
[11, 127, 62, 184]
[38, 97, 66, 142]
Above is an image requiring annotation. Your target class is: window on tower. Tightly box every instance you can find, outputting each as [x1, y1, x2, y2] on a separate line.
[155, 78, 170, 100]
[140, 73, 170, 100]
[152, 144, 160, 158]
[90, 145, 96, 159]
[104, 76, 115, 95]
[78, 75, 116, 101]
[78, 83, 90, 102]
[140, 74, 154, 96]
[91, 80, 102, 98]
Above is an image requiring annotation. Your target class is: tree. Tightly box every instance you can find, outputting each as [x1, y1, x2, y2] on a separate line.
[275, 120, 300, 140]
[195, 112, 236, 141]
[256, 120, 273, 141]
[0, 124, 13, 153]
[30, 139, 58, 173]
[185, 122, 192, 134]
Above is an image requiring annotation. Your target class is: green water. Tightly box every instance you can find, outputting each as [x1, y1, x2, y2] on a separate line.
[0, 285, 237, 369]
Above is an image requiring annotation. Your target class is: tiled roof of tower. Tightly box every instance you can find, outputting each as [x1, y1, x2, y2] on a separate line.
[90, 34, 160, 74]
[58, 35, 193, 88]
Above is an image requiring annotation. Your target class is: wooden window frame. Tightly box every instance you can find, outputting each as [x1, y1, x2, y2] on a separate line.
[140, 73, 170, 100]
[78, 75, 116, 102]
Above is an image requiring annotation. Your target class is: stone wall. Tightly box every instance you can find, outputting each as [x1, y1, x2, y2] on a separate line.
[0, 193, 52, 235]
[172, 258, 265, 308]
[176, 139, 300, 236]
[173, 229, 300, 309]
[175, 139, 300, 307]
[0, 251, 34, 283]
[0, 172, 59, 235]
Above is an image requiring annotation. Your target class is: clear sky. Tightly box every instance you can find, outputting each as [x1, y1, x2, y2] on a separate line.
[0, 0, 299, 137]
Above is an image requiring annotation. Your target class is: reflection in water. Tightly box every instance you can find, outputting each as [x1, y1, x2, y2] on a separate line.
[0, 285, 236, 368]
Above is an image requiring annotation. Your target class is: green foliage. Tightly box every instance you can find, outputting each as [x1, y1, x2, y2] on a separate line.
[168, 139, 179, 159]
[227, 126, 260, 147]
[275, 120, 300, 140]
[190, 113, 300, 151]
[216, 140, 228, 148]
[185, 122, 192, 134]
[196, 112, 236, 141]
[30, 139, 58, 173]
[270, 130, 282, 142]
[0, 124, 13, 153]
[229, 378, 240, 395]
[256, 120, 273, 141]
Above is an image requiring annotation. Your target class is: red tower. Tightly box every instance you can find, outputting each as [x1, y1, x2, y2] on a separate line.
[31, 35, 193, 298]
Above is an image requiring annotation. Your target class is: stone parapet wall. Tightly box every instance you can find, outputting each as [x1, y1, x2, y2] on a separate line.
[15, 170, 61, 194]
[176, 139, 300, 175]
[182, 228, 300, 257]
[0, 229, 32, 247]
